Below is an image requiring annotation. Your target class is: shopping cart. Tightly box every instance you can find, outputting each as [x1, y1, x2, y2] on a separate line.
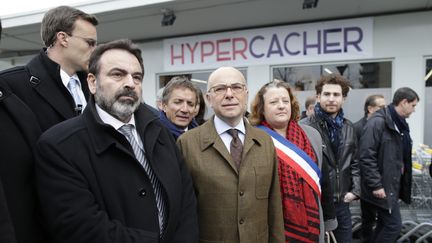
[397, 147, 432, 243]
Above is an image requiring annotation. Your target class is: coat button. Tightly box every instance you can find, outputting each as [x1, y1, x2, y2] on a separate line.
[239, 218, 244, 224]
[239, 191, 244, 196]
[138, 188, 147, 197]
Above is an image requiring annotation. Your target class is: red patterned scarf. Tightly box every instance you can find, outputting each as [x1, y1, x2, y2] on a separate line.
[262, 120, 320, 243]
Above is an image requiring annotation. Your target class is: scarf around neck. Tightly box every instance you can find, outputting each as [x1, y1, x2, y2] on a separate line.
[159, 111, 198, 140]
[314, 103, 344, 155]
[388, 104, 412, 171]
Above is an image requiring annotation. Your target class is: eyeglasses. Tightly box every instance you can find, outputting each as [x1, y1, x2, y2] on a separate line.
[209, 83, 246, 95]
[69, 34, 97, 47]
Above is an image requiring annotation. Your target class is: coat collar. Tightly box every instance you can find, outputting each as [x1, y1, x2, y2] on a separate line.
[199, 116, 263, 174]
[26, 49, 90, 119]
[82, 97, 160, 156]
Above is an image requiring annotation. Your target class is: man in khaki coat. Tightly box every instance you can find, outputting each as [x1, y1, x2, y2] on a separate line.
[177, 67, 284, 243]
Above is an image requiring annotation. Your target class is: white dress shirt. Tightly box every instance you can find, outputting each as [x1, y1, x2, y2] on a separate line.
[60, 69, 87, 109]
[213, 115, 245, 153]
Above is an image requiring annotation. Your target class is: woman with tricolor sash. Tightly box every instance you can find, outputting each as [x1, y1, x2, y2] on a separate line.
[250, 81, 337, 243]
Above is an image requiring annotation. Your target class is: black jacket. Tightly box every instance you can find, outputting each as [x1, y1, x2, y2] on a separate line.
[353, 116, 367, 142]
[0, 81, 48, 243]
[303, 114, 360, 202]
[35, 99, 198, 243]
[358, 107, 412, 209]
[0, 49, 89, 132]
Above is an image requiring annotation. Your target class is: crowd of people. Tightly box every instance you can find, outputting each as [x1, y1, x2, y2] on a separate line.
[0, 5, 423, 243]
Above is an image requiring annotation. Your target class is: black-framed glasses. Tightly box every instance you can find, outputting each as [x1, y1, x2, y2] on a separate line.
[209, 83, 246, 95]
[69, 34, 97, 47]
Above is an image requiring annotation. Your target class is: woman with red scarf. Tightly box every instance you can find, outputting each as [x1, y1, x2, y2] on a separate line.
[250, 81, 337, 243]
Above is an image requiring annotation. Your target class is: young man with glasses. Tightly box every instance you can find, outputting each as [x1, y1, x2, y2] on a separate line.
[177, 66, 284, 243]
[0, 6, 97, 243]
[0, 5, 98, 132]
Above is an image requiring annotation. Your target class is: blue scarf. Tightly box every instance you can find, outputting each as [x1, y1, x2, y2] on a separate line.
[314, 103, 345, 155]
[159, 111, 198, 140]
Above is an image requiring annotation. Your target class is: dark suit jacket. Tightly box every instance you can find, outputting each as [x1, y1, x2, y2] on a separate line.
[35, 99, 198, 243]
[0, 49, 89, 132]
[0, 81, 47, 243]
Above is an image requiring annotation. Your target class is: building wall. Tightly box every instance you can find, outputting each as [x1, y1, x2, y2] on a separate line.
[138, 11, 432, 146]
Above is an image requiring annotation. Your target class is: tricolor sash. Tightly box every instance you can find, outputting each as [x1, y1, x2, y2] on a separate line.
[257, 125, 321, 196]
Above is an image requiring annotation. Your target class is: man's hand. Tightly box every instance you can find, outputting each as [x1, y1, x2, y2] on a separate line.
[343, 192, 358, 203]
[373, 188, 386, 199]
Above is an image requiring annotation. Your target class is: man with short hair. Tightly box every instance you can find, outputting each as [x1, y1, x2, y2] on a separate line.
[35, 39, 198, 243]
[177, 67, 284, 242]
[354, 94, 386, 141]
[303, 74, 359, 243]
[0, 5, 98, 131]
[159, 76, 199, 140]
[358, 87, 419, 242]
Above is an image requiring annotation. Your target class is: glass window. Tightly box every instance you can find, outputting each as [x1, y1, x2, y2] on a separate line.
[272, 61, 392, 91]
[425, 58, 432, 146]
[272, 60, 393, 123]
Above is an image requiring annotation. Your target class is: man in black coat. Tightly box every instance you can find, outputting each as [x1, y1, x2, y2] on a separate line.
[0, 19, 50, 243]
[35, 39, 198, 243]
[358, 87, 419, 243]
[353, 94, 386, 142]
[0, 6, 98, 132]
[303, 74, 359, 243]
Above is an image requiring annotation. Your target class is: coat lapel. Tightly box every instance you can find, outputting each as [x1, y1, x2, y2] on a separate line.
[200, 118, 239, 174]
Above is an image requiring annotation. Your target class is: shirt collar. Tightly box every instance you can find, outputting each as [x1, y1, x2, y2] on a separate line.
[95, 104, 136, 130]
[60, 69, 81, 88]
[213, 115, 245, 135]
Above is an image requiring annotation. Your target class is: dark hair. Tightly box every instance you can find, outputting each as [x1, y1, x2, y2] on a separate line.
[305, 95, 316, 110]
[363, 94, 384, 116]
[392, 87, 419, 106]
[88, 39, 144, 76]
[195, 88, 207, 125]
[249, 80, 300, 126]
[315, 74, 351, 97]
[41, 6, 98, 47]
[162, 76, 199, 105]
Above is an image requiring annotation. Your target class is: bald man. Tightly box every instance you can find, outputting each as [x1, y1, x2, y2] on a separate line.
[177, 67, 284, 243]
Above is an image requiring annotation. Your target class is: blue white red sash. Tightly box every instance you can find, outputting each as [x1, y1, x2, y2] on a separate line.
[257, 125, 321, 196]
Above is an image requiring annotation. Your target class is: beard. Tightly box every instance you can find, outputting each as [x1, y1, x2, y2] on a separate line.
[95, 85, 142, 122]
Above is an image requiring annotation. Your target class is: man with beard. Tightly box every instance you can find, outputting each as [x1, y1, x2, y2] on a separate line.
[303, 74, 359, 243]
[35, 39, 198, 243]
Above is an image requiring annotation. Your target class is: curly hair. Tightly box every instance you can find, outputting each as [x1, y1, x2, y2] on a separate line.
[249, 80, 300, 126]
[315, 74, 351, 97]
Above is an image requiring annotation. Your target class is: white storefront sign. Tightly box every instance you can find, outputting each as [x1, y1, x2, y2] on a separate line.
[163, 17, 373, 71]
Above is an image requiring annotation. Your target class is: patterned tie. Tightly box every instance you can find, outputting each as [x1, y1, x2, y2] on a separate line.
[67, 77, 83, 107]
[118, 124, 167, 236]
[227, 129, 243, 169]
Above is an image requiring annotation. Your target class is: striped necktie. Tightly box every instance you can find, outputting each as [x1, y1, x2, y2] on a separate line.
[118, 124, 167, 236]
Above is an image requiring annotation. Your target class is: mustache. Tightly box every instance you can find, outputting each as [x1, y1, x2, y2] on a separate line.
[115, 89, 138, 101]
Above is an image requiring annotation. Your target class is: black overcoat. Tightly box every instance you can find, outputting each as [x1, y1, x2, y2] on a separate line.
[358, 107, 412, 209]
[0, 80, 48, 243]
[35, 99, 198, 243]
[0, 49, 89, 132]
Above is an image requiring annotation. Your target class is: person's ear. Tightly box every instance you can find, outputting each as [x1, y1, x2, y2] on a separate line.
[87, 73, 97, 94]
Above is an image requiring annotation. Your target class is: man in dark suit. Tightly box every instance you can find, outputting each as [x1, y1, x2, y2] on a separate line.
[0, 6, 98, 131]
[35, 39, 198, 243]
[353, 94, 385, 142]
[0, 19, 49, 243]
